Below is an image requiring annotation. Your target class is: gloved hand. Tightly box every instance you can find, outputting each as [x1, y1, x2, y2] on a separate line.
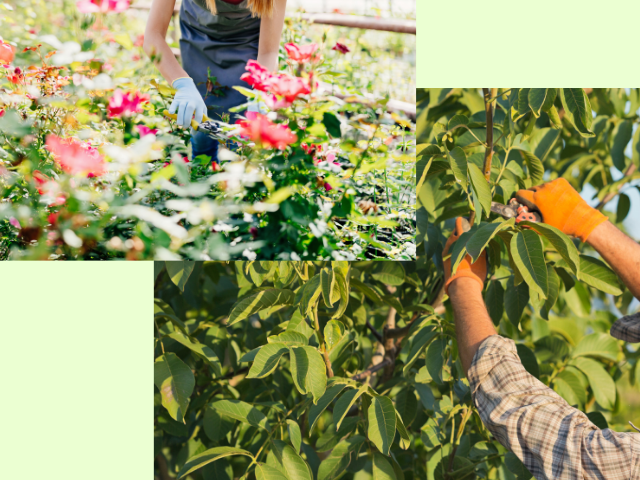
[246, 97, 268, 120]
[443, 217, 487, 294]
[516, 178, 608, 242]
[169, 77, 206, 129]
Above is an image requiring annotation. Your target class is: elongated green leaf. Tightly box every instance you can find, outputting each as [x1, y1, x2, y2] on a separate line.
[515, 344, 539, 379]
[448, 147, 468, 189]
[465, 218, 515, 262]
[517, 88, 531, 118]
[394, 411, 411, 449]
[177, 447, 253, 479]
[571, 357, 616, 410]
[505, 276, 529, 327]
[553, 369, 586, 407]
[577, 255, 623, 295]
[528, 88, 547, 117]
[154, 353, 195, 423]
[611, 120, 633, 171]
[519, 150, 544, 185]
[303, 346, 327, 403]
[485, 280, 504, 325]
[203, 406, 235, 441]
[351, 278, 384, 303]
[286, 420, 302, 453]
[425, 337, 446, 384]
[532, 128, 560, 162]
[317, 436, 365, 480]
[333, 387, 366, 430]
[505, 452, 533, 480]
[324, 320, 345, 352]
[617, 193, 631, 222]
[309, 384, 347, 433]
[268, 332, 308, 346]
[300, 274, 323, 315]
[247, 343, 289, 378]
[510, 230, 548, 298]
[256, 463, 289, 480]
[448, 114, 469, 129]
[368, 396, 396, 455]
[290, 346, 309, 395]
[332, 270, 350, 319]
[559, 88, 594, 137]
[540, 264, 559, 320]
[394, 388, 418, 427]
[450, 227, 478, 275]
[371, 262, 406, 286]
[587, 411, 609, 430]
[154, 312, 188, 335]
[282, 444, 313, 480]
[468, 163, 491, 216]
[166, 261, 195, 292]
[167, 332, 222, 377]
[321, 268, 336, 307]
[228, 289, 295, 326]
[519, 222, 580, 275]
[373, 453, 398, 480]
[548, 104, 562, 129]
[209, 399, 270, 430]
[572, 333, 619, 362]
[542, 88, 557, 112]
[403, 324, 437, 374]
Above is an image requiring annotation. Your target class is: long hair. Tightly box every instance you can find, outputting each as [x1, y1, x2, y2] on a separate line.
[204, 0, 274, 18]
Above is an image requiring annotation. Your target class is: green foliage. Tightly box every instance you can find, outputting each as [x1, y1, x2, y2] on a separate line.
[416, 88, 639, 478]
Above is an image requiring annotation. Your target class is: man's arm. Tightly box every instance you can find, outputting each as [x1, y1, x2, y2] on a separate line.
[587, 220, 640, 299]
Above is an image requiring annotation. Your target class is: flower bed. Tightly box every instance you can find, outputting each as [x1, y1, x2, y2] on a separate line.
[0, 0, 416, 260]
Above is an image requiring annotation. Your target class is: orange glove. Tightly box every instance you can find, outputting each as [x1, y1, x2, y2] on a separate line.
[515, 178, 608, 242]
[443, 217, 487, 294]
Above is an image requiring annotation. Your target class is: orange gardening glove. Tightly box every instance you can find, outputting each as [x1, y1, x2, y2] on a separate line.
[515, 178, 608, 242]
[443, 217, 487, 294]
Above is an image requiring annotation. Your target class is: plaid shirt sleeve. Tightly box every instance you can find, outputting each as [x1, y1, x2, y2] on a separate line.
[467, 335, 640, 480]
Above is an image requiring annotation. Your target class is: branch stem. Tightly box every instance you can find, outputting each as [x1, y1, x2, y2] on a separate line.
[482, 88, 497, 181]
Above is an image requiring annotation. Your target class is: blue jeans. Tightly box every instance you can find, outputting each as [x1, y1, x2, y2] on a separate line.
[190, 128, 218, 164]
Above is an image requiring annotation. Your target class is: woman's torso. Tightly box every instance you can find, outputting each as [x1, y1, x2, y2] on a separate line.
[180, 0, 260, 37]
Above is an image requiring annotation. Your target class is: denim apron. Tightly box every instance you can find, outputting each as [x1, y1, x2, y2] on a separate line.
[179, 0, 261, 160]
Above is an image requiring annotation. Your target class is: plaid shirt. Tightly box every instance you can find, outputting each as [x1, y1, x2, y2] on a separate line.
[468, 315, 640, 480]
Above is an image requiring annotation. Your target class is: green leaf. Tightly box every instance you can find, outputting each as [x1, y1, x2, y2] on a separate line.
[323, 112, 342, 138]
[541, 88, 557, 112]
[469, 441, 498, 461]
[611, 120, 633, 171]
[290, 346, 310, 395]
[532, 128, 560, 162]
[154, 353, 195, 423]
[351, 278, 384, 303]
[282, 444, 313, 480]
[485, 280, 504, 325]
[586, 411, 609, 430]
[519, 222, 580, 275]
[333, 386, 366, 430]
[268, 332, 308, 346]
[617, 193, 631, 222]
[505, 452, 533, 480]
[559, 88, 594, 137]
[247, 343, 289, 378]
[300, 274, 323, 316]
[505, 276, 529, 327]
[177, 447, 254, 479]
[528, 88, 547, 117]
[572, 333, 619, 362]
[316, 436, 365, 480]
[516, 88, 531, 118]
[510, 230, 548, 298]
[371, 262, 405, 286]
[448, 147, 468, 189]
[553, 369, 586, 407]
[324, 320, 345, 352]
[468, 163, 491, 216]
[372, 453, 398, 480]
[425, 337, 446, 385]
[290, 346, 327, 402]
[255, 463, 289, 480]
[540, 264, 559, 320]
[402, 324, 437, 374]
[450, 227, 479, 275]
[167, 332, 222, 377]
[571, 357, 616, 410]
[209, 399, 270, 430]
[394, 411, 411, 449]
[321, 268, 336, 307]
[368, 395, 396, 455]
[166, 261, 195, 292]
[394, 388, 418, 427]
[228, 289, 295, 326]
[448, 114, 469, 130]
[286, 420, 302, 453]
[577, 255, 623, 295]
[515, 344, 539, 379]
[519, 150, 544, 185]
[332, 270, 350, 319]
[203, 406, 235, 441]
[465, 218, 515, 262]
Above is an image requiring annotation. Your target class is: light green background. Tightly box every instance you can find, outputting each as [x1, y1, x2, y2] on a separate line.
[0, 262, 151, 479]
[417, 0, 640, 86]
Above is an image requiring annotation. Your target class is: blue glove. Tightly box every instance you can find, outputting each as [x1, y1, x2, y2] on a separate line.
[247, 98, 268, 115]
[169, 77, 206, 129]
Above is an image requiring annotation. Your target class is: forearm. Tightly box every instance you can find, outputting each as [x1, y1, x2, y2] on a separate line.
[586, 220, 640, 299]
[448, 277, 497, 374]
[143, 32, 188, 85]
[256, 0, 286, 72]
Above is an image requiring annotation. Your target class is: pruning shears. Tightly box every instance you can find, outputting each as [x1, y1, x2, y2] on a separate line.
[491, 198, 542, 223]
[162, 109, 222, 137]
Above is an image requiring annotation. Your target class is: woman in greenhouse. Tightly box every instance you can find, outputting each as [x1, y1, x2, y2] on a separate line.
[143, 0, 285, 161]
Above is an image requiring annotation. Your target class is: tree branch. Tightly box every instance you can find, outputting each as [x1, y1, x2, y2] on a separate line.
[382, 306, 397, 380]
[482, 88, 497, 181]
[596, 163, 637, 209]
[313, 307, 334, 378]
[365, 319, 383, 343]
[351, 357, 392, 381]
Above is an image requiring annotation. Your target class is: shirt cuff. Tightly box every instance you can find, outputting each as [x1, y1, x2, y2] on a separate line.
[610, 312, 640, 343]
[467, 335, 518, 397]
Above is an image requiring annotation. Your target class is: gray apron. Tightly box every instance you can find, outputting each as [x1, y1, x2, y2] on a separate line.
[179, 0, 261, 122]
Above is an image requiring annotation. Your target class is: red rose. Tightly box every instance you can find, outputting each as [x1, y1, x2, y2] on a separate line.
[237, 114, 297, 150]
[0, 40, 15, 64]
[284, 42, 319, 63]
[332, 42, 350, 54]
